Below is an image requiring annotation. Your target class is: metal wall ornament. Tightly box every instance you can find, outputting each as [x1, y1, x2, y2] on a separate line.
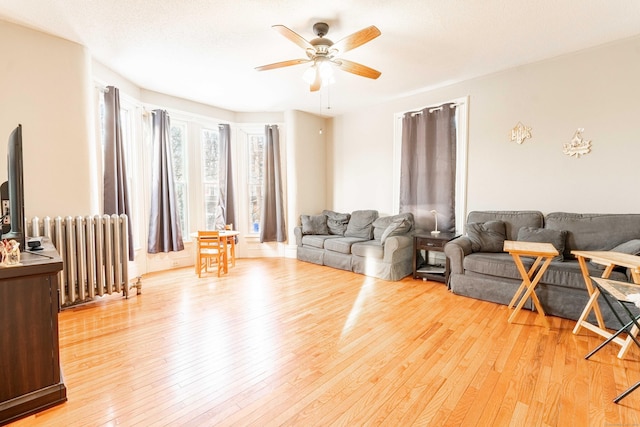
[510, 122, 533, 144]
[563, 128, 592, 158]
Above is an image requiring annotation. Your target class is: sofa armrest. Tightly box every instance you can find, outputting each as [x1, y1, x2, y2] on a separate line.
[382, 234, 413, 262]
[294, 226, 303, 246]
[444, 236, 473, 275]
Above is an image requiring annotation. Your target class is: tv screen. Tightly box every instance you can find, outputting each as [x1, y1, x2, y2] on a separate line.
[3, 124, 25, 250]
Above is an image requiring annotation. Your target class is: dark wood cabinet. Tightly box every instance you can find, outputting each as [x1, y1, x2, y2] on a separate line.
[0, 243, 66, 425]
[413, 232, 459, 283]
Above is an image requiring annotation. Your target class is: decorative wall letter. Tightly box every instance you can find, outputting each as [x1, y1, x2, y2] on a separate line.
[510, 122, 532, 144]
[563, 128, 592, 158]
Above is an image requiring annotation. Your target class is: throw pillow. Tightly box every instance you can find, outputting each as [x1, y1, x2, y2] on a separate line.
[322, 210, 351, 235]
[380, 217, 411, 244]
[590, 239, 640, 270]
[345, 210, 378, 239]
[300, 214, 329, 235]
[516, 227, 567, 261]
[466, 220, 507, 253]
[609, 239, 640, 255]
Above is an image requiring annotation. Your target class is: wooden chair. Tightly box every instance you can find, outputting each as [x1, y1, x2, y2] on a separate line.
[196, 231, 226, 277]
[225, 224, 236, 268]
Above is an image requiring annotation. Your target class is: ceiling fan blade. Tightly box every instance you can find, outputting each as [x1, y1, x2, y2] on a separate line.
[332, 25, 381, 54]
[310, 67, 321, 92]
[333, 59, 381, 79]
[255, 58, 311, 71]
[272, 25, 314, 50]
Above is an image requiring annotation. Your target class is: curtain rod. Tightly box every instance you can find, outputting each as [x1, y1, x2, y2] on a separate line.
[93, 80, 110, 93]
[409, 102, 461, 116]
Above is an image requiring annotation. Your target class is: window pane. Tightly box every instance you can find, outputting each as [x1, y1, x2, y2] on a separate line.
[118, 108, 140, 249]
[174, 182, 187, 235]
[202, 128, 220, 229]
[170, 125, 186, 182]
[203, 183, 218, 230]
[170, 122, 188, 238]
[202, 129, 219, 181]
[248, 134, 265, 233]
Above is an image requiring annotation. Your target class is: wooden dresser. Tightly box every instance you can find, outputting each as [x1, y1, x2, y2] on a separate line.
[0, 242, 66, 425]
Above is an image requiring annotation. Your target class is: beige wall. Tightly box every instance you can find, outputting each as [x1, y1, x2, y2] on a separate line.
[330, 103, 397, 216]
[0, 19, 96, 218]
[329, 36, 640, 217]
[284, 110, 327, 253]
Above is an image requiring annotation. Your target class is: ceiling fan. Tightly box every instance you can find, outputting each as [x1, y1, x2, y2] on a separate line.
[255, 22, 382, 92]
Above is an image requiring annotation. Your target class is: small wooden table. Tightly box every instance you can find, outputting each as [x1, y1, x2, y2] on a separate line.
[191, 230, 240, 275]
[572, 250, 640, 358]
[504, 240, 559, 327]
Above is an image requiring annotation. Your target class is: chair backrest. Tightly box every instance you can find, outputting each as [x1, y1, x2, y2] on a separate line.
[198, 230, 223, 250]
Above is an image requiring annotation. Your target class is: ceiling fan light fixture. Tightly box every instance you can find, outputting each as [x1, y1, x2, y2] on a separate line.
[318, 60, 334, 81]
[302, 61, 335, 86]
[302, 65, 317, 84]
[257, 22, 381, 90]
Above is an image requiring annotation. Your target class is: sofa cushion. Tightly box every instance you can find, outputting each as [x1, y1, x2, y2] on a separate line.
[345, 210, 378, 239]
[466, 220, 507, 252]
[464, 252, 529, 280]
[301, 214, 329, 235]
[322, 210, 351, 236]
[372, 212, 414, 240]
[351, 240, 384, 259]
[466, 211, 543, 241]
[610, 238, 640, 255]
[540, 260, 627, 290]
[545, 212, 640, 259]
[324, 237, 370, 254]
[301, 234, 341, 249]
[590, 239, 640, 270]
[517, 227, 567, 261]
[463, 253, 628, 291]
[379, 216, 414, 244]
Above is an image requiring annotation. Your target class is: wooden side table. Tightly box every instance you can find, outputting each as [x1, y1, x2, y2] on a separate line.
[572, 250, 640, 359]
[413, 232, 459, 283]
[504, 240, 558, 328]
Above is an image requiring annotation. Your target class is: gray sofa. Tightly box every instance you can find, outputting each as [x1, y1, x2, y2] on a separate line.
[294, 210, 415, 281]
[444, 211, 640, 327]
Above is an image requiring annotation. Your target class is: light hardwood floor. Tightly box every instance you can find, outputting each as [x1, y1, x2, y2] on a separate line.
[9, 258, 640, 426]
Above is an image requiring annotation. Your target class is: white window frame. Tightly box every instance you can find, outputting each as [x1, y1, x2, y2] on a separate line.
[163, 111, 226, 240]
[235, 125, 264, 237]
[118, 100, 143, 250]
[201, 126, 221, 231]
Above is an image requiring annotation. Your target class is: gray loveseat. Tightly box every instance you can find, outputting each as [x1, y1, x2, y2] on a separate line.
[444, 211, 640, 327]
[294, 210, 415, 281]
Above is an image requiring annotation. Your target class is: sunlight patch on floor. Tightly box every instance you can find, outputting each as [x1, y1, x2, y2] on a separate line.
[340, 276, 377, 341]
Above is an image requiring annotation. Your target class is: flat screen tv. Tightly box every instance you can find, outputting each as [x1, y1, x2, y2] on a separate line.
[3, 124, 25, 250]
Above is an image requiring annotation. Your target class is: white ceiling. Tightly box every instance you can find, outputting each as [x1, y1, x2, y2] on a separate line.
[1, 0, 640, 117]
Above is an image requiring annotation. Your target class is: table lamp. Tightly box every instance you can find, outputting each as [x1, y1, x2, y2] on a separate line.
[430, 210, 440, 236]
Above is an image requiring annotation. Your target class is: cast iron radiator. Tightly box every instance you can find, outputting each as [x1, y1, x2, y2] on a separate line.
[27, 214, 130, 308]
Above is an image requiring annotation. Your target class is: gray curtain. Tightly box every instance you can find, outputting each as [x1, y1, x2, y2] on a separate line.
[259, 125, 287, 243]
[400, 103, 457, 233]
[147, 109, 184, 253]
[103, 85, 134, 261]
[217, 124, 237, 229]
